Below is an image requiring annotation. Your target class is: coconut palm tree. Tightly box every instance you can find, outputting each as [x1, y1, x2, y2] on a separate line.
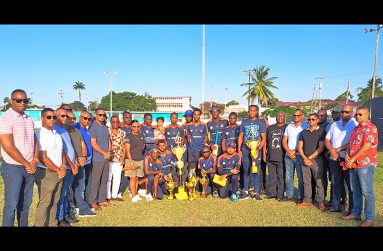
[73, 81, 86, 102]
[241, 65, 278, 107]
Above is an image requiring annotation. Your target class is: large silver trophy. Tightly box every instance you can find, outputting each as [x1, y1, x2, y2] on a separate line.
[171, 133, 188, 200]
[245, 127, 260, 173]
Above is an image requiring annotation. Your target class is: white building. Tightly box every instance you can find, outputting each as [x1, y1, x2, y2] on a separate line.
[154, 96, 192, 112]
[225, 104, 247, 114]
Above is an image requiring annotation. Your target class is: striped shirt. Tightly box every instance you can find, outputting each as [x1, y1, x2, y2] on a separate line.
[0, 108, 35, 165]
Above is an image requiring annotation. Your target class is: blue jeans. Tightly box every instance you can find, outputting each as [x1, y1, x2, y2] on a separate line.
[73, 167, 92, 214]
[284, 155, 304, 199]
[241, 147, 260, 193]
[350, 164, 375, 221]
[1, 162, 35, 227]
[84, 164, 92, 205]
[56, 169, 74, 221]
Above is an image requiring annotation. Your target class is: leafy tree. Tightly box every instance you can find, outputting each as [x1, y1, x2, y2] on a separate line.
[335, 90, 354, 101]
[70, 101, 87, 111]
[226, 100, 239, 106]
[322, 102, 337, 111]
[73, 81, 86, 102]
[88, 100, 98, 111]
[237, 110, 249, 120]
[357, 77, 383, 106]
[99, 91, 157, 111]
[240, 65, 278, 107]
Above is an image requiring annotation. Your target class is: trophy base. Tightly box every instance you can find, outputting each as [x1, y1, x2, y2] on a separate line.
[250, 165, 258, 173]
[167, 195, 174, 200]
[200, 193, 208, 198]
[175, 187, 188, 200]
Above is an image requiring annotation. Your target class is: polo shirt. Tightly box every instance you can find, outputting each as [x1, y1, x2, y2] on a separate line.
[36, 127, 63, 169]
[325, 118, 357, 159]
[284, 121, 309, 151]
[88, 121, 110, 163]
[54, 125, 76, 169]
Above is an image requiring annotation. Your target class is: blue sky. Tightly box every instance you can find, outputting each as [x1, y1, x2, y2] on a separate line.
[0, 24, 381, 108]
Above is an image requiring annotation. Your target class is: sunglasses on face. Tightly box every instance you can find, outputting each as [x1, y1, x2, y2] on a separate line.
[43, 115, 57, 120]
[356, 113, 364, 117]
[12, 98, 28, 104]
[64, 108, 73, 112]
[341, 111, 350, 114]
[97, 114, 107, 118]
[318, 114, 325, 117]
[202, 151, 210, 153]
[81, 116, 92, 121]
[293, 114, 301, 117]
[131, 125, 140, 128]
[308, 118, 317, 121]
[69, 117, 76, 121]
[60, 114, 69, 118]
[111, 121, 120, 124]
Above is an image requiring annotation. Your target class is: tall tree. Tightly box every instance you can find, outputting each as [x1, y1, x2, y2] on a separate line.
[357, 77, 383, 106]
[240, 65, 278, 107]
[99, 91, 157, 111]
[226, 100, 239, 106]
[335, 90, 354, 101]
[70, 101, 87, 111]
[73, 81, 86, 102]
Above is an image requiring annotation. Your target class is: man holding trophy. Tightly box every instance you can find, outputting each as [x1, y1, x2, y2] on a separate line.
[197, 146, 217, 198]
[207, 106, 228, 158]
[238, 105, 266, 201]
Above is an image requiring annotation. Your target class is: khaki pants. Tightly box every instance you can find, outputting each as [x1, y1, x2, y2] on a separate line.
[34, 168, 63, 227]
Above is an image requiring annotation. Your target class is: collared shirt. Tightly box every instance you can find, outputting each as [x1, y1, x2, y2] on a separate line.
[53, 125, 76, 169]
[349, 120, 379, 168]
[187, 122, 208, 151]
[165, 124, 184, 150]
[89, 120, 110, 163]
[325, 118, 358, 159]
[198, 154, 216, 171]
[36, 127, 63, 169]
[222, 124, 240, 150]
[159, 150, 175, 175]
[75, 122, 92, 165]
[145, 156, 163, 172]
[284, 121, 309, 150]
[206, 119, 229, 145]
[0, 108, 35, 165]
[109, 128, 126, 163]
[217, 152, 241, 175]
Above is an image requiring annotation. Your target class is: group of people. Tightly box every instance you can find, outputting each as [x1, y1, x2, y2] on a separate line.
[0, 88, 379, 227]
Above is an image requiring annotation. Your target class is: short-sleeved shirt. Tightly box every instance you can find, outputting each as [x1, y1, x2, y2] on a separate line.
[349, 120, 379, 168]
[318, 121, 331, 134]
[0, 108, 35, 165]
[126, 132, 145, 161]
[75, 122, 93, 165]
[325, 118, 358, 159]
[53, 125, 76, 169]
[145, 156, 163, 172]
[68, 128, 84, 159]
[206, 119, 229, 145]
[121, 126, 132, 138]
[187, 122, 208, 151]
[198, 154, 216, 171]
[266, 123, 288, 162]
[140, 124, 156, 153]
[109, 128, 126, 163]
[165, 125, 185, 149]
[299, 127, 326, 157]
[284, 121, 309, 151]
[88, 121, 110, 163]
[240, 118, 266, 150]
[36, 127, 63, 169]
[217, 153, 241, 175]
[159, 151, 175, 175]
[222, 125, 240, 149]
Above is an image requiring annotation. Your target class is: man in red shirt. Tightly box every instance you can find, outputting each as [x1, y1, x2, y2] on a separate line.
[342, 106, 379, 227]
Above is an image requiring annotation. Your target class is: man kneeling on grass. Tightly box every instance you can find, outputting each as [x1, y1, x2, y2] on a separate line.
[144, 148, 168, 200]
[197, 146, 217, 198]
[216, 142, 241, 202]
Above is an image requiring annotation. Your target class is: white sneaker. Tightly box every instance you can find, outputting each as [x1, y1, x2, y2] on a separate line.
[132, 195, 139, 203]
[75, 208, 79, 215]
[145, 193, 154, 201]
[133, 194, 142, 201]
[117, 193, 123, 199]
[138, 189, 147, 197]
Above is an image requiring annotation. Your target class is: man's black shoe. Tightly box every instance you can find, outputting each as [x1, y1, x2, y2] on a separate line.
[65, 214, 79, 223]
[266, 195, 276, 199]
[278, 197, 292, 202]
[325, 207, 341, 213]
[58, 220, 72, 227]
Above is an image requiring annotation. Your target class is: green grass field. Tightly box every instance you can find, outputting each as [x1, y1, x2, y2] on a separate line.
[0, 152, 382, 226]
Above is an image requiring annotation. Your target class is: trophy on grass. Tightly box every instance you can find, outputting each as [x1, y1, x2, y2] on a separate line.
[165, 173, 176, 200]
[186, 168, 199, 201]
[245, 127, 260, 174]
[199, 169, 209, 198]
[171, 133, 188, 200]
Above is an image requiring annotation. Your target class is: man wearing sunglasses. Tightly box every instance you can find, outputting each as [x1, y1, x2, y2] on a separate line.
[89, 108, 111, 210]
[54, 108, 79, 227]
[342, 106, 378, 227]
[74, 111, 93, 205]
[0, 89, 39, 226]
[297, 113, 326, 210]
[324, 105, 357, 214]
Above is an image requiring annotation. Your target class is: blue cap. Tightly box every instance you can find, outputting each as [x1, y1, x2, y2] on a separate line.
[210, 105, 221, 112]
[184, 110, 193, 117]
[226, 141, 237, 148]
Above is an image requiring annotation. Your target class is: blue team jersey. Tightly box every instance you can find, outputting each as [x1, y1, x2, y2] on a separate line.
[218, 153, 241, 173]
[187, 122, 207, 151]
[159, 151, 175, 175]
[222, 124, 240, 146]
[165, 125, 184, 149]
[74, 122, 93, 165]
[206, 119, 229, 145]
[240, 118, 266, 149]
[198, 154, 216, 171]
[146, 156, 163, 172]
[141, 124, 156, 154]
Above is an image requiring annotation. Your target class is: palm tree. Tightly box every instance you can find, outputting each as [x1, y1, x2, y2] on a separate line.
[73, 81, 86, 102]
[240, 65, 278, 107]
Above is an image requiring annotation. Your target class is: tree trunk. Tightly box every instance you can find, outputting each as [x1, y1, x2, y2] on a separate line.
[79, 90, 81, 102]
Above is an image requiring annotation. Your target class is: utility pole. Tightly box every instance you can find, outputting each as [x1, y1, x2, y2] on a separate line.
[310, 83, 316, 113]
[202, 24, 206, 118]
[58, 90, 65, 105]
[211, 86, 214, 108]
[224, 87, 229, 114]
[104, 70, 117, 117]
[242, 69, 253, 106]
[346, 80, 350, 104]
[30, 92, 33, 105]
[315, 77, 324, 110]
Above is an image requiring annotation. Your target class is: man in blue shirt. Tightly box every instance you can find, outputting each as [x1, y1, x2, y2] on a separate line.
[238, 105, 266, 200]
[140, 113, 156, 156]
[165, 112, 184, 150]
[206, 106, 228, 157]
[222, 112, 240, 153]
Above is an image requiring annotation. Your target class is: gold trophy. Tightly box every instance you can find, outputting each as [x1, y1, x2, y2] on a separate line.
[171, 133, 188, 200]
[186, 168, 199, 201]
[212, 129, 219, 156]
[199, 169, 209, 198]
[245, 127, 260, 173]
[165, 173, 176, 200]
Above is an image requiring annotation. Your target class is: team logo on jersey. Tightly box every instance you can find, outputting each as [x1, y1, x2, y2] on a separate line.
[146, 130, 149, 133]
[223, 162, 226, 165]
[203, 164, 206, 167]
[226, 132, 229, 135]
[167, 132, 170, 135]
[221, 124, 224, 127]
[210, 126, 213, 130]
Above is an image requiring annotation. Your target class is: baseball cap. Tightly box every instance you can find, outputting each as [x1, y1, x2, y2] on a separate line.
[149, 148, 161, 154]
[210, 105, 221, 112]
[184, 110, 193, 117]
[226, 141, 237, 148]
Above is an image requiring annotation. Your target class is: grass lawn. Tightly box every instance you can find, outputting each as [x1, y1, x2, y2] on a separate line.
[0, 152, 382, 226]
